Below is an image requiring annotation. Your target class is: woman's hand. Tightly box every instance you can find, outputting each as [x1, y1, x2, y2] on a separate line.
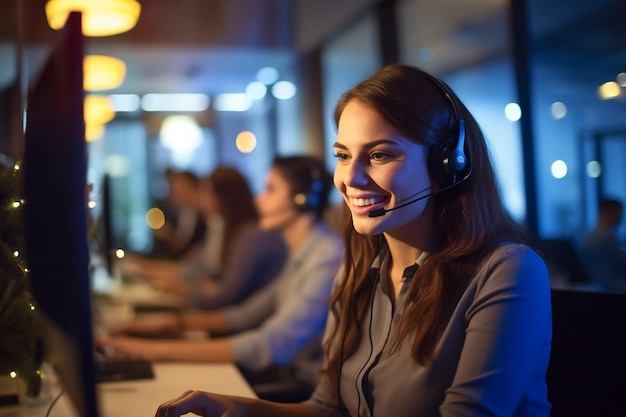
[110, 313, 181, 337]
[97, 335, 176, 361]
[155, 390, 248, 417]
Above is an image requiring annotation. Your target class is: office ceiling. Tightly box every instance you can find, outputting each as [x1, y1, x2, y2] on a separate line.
[0, 0, 510, 96]
[0, 0, 624, 98]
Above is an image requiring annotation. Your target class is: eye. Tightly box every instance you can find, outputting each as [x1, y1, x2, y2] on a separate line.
[370, 151, 390, 161]
[333, 152, 350, 161]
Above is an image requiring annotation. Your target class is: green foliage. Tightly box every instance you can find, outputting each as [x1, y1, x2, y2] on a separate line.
[0, 159, 42, 398]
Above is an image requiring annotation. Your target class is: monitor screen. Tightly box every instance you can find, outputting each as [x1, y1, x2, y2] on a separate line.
[23, 11, 100, 417]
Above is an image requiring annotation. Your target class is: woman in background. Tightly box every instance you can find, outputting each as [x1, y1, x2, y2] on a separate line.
[103, 155, 343, 401]
[123, 166, 287, 309]
[150, 64, 552, 417]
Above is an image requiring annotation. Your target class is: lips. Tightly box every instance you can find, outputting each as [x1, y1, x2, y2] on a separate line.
[348, 195, 388, 216]
[351, 196, 383, 207]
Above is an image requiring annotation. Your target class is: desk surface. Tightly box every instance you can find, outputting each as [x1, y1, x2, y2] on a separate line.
[4, 362, 256, 417]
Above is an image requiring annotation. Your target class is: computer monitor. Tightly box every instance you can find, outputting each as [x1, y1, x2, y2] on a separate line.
[534, 238, 591, 284]
[90, 173, 116, 279]
[23, 11, 100, 417]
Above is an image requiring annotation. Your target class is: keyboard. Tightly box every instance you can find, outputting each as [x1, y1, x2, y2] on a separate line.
[94, 356, 155, 382]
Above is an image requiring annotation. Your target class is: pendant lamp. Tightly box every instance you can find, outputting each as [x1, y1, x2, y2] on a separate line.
[84, 55, 126, 91]
[84, 95, 115, 126]
[46, 0, 141, 37]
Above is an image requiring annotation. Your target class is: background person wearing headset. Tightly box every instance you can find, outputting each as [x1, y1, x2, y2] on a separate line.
[151, 64, 552, 417]
[121, 166, 288, 310]
[102, 155, 343, 402]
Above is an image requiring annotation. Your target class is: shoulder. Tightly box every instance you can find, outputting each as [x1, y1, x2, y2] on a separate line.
[461, 242, 552, 319]
[308, 223, 344, 259]
[236, 224, 282, 243]
[232, 224, 287, 254]
[472, 242, 549, 294]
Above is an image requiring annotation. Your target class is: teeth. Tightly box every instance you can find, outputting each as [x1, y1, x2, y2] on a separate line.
[351, 197, 382, 207]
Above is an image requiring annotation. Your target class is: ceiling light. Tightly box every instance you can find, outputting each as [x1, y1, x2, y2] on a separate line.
[45, 0, 142, 37]
[141, 94, 210, 112]
[84, 55, 126, 91]
[256, 67, 279, 85]
[213, 94, 252, 112]
[159, 116, 203, 151]
[246, 82, 267, 100]
[271, 81, 297, 100]
[109, 94, 140, 112]
[598, 81, 621, 100]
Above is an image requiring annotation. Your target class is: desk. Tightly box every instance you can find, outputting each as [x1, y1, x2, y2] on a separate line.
[4, 362, 256, 417]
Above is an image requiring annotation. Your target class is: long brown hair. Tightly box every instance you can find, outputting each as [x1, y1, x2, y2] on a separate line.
[203, 166, 258, 266]
[324, 64, 529, 385]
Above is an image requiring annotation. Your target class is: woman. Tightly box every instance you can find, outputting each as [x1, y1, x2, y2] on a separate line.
[103, 155, 343, 398]
[151, 64, 552, 417]
[123, 166, 287, 309]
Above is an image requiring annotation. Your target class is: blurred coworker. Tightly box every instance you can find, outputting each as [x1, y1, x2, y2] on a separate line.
[103, 155, 343, 401]
[580, 197, 626, 292]
[123, 166, 287, 309]
[151, 169, 207, 260]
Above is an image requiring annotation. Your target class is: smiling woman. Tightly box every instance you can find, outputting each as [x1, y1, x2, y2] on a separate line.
[147, 64, 552, 417]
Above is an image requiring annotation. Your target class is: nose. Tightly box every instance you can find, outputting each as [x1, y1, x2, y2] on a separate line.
[253, 193, 263, 209]
[337, 159, 368, 188]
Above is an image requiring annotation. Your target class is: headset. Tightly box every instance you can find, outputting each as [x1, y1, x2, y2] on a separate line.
[293, 167, 325, 212]
[424, 73, 471, 187]
[366, 72, 472, 218]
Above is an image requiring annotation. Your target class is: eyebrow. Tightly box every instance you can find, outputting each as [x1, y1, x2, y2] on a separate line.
[332, 138, 398, 150]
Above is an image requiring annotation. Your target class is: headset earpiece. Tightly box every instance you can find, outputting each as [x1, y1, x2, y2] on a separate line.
[424, 75, 470, 187]
[293, 171, 324, 212]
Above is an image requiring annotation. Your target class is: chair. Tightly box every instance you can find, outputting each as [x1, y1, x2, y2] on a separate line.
[547, 289, 626, 417]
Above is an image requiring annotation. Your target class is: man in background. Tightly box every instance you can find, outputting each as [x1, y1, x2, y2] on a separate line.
[581, 198, 626, 292]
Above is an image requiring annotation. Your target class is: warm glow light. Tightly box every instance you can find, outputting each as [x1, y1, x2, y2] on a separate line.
[598, 81, 621, 100]
[84, 55, 126, 91]
[46, 0, 142, 37]
[85, 95, 114, 125]
[236, 131, 257, 153]
[146, 208, 166, 230]
[115, 248, 125, 259]
[85, 123, 105, 142]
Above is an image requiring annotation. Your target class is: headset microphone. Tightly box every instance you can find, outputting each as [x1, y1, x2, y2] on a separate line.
[366, 175, 469, 218]
[367, 190, 433, 218]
